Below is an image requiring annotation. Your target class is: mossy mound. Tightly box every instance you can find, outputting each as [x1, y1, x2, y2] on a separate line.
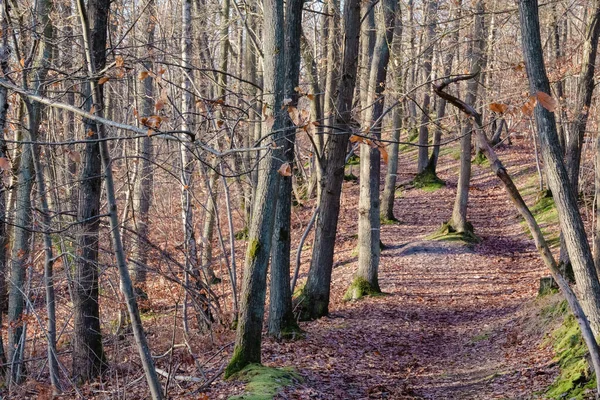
[472, 151, 488, 166]
[545, 312, 596, 399]
[235, 227, 249, 240]
[344, 173, 358, 182]
[521, 190, 559, 248]
[412, 168, 445, 192]
[343, 277, 382, 301]
[346, 154, 360, 166]
[228, 364, 302, 400]
[427, 221, 481, 244]
[380, 216, 400, 225]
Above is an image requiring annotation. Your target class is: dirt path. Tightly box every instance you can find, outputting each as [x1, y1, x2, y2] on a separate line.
[267, 145, 558, 399]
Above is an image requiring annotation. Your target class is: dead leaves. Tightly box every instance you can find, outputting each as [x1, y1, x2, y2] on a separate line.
[277, 162, 292, 177]
[349, 135, 389, 164]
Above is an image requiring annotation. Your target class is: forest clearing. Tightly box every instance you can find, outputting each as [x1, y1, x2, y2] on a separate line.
[1, 0, 600, 399]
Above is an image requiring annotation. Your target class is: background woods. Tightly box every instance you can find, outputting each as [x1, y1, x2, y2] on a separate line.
[0, 0, 600, 398]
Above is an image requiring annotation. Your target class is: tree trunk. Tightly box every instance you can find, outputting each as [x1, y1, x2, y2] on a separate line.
[416, 0, 438, 174]
[130, 0, 156, 298]
[298, 0, 361, 321]
[348, 0, 396, 300]
[427, 2, 460, 173]
[518, 0, 600, 334]
[268, 0, 304, 339]
[449, 0, 484, 235]
[72, 0, 109, 382]
[225, 0, 286, 377]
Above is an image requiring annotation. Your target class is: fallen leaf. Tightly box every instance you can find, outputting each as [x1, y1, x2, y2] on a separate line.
[278, 163, 292, 176]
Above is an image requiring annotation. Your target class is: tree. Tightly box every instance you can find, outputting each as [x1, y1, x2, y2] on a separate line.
[298, 0, 361, 321]
[447, 0, 484, 237]
[72, 0, 109, 382]
[346, 0, 396, 300]
[268, 0, 304, 339]
[518, 0, 600, 334]
[225, 0, 286, 377]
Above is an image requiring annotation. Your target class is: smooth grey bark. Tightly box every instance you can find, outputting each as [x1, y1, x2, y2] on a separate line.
[323, 0, 340, 139]
[300, 33, 324, 200]
[72, 0, 108, 382]
[350, 0, 396, 299]
[180, 0, 200, 333]
[449, 0, 484, 234]
[225, 0, 286, 376]
[130, 0, 156, 296]
[268, 0, 304, 339]
[559, 0, 600, 276]
[427, 2, 460, 173]
[380, 8, 403, 222]
[416, 0, 438, 174]
[6, 113, 34, 385]
[518, 0, 600, 334]
[299, 0, 361, 320]
[359, 1, 376, 123]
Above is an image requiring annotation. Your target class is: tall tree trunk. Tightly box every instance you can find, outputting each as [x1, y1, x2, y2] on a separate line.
[348, 0, 396, 299]
[298, 0, 361, 321]
[416, 0, 438, 174]
[130, 0, 156, 298]
[225, 0, 286, 377]
[558, 0, 600, 278]
[359, 1, 376, 123]
[72, 0, 109, 382]
[427, 2, 460, 173]
[268, 0, 304, 339]
[76, 0, 162, 395]
[0, 0, 11, 370]
[518, 0, 600, 334]
[449, 0, 484, 235]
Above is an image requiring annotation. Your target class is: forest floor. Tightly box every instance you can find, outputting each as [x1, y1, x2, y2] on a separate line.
[207, 140, 565, 399]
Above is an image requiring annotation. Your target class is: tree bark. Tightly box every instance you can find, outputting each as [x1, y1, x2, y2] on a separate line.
[130, 0, 157, 297]
[225, 0, 286, 377]
[298, 0, 361, 320]
[416, 0, 438, 174]
[349, 0, 396, 299]
[449, 0, 484, 235]
[72, 0, 109, 382]
[268, 0, 304, 339]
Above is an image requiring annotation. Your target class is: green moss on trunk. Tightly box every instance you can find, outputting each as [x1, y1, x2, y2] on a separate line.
[427, 221, 481, 244]
[412, 167, 445, 191]
[343, 277, 382, 301]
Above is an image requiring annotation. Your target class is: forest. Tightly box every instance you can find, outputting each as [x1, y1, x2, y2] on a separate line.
[1, 0, 600, 398]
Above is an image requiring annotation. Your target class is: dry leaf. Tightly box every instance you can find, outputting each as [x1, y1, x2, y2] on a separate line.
[288, 106, 300, 126]
[489, 103, 507, 114]
[521, 96, 536, 116]
[0, 157, 10, 171]
[138, 71, 150, 81]
[155, 100, 165, 111]
[67, 150, 81, 163]
[379, 146, 389, 164]
[535, 91, 557, 112]
[115, 56, 124, 67]
[350, 135, 363, 143]
[98, 76, 110, 85]
[278, 163, 292, 177]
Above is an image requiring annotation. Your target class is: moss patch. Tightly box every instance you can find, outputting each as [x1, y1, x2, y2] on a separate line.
[235, 227, 249, 240]
[228, 364, 302, 400]
[521, 191, 559, 248]
[248, 239, 261, 261]
[381, 216, 400, 225]
[346, 154, 360, 166]
[343, 277, 382, 301]
[545, 311, 596, 399]
[472, 152, 488, 166]
[427, 222, 481, 244]
[344, 173, 358, 182]
[412, 168, 445, 192]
